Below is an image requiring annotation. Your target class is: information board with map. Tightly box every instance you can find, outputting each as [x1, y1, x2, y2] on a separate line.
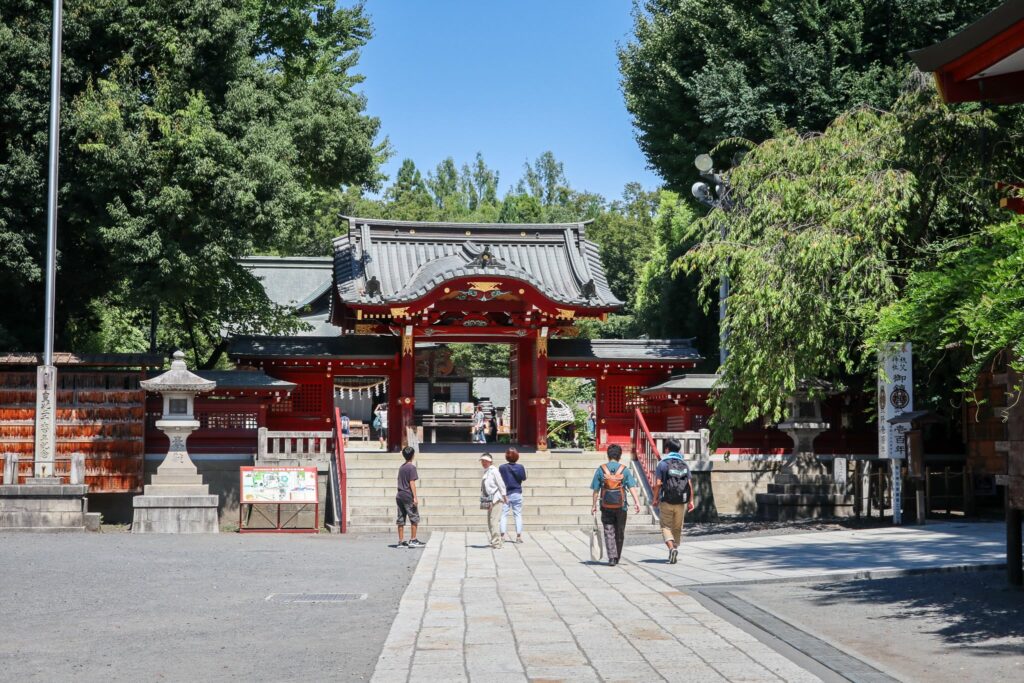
[240, 466, 318, 504]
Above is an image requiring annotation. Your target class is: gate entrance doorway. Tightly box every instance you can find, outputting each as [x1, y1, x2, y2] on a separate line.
[412, 342, 511, 446]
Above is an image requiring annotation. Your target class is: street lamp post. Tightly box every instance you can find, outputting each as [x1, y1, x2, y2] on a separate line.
[34, 0, 64, 478]
[691, 154, 733, 368]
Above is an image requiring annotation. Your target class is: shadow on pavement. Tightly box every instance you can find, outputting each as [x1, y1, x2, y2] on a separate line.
[688, 523, 1003, 575]
[806, 570, 1024, 655]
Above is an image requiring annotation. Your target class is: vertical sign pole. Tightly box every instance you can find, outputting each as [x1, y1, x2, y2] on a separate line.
[880, 343, 913, 525]
[35, 0, 64, 479]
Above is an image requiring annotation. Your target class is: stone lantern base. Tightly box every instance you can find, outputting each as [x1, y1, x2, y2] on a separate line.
[131, 454, 219, 533]
[132, 494, 219, 534]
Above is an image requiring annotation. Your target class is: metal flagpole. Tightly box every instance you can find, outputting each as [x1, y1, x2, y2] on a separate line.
[34, 0, 64, 478]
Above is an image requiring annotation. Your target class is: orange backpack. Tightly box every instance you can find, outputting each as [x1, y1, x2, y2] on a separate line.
[600, 463, 628, 509]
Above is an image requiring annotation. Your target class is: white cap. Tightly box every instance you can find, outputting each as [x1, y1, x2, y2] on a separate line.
[480, 453, 493, 462]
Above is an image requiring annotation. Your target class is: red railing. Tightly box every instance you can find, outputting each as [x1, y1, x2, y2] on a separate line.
[332, 407, 348, 533]
[631, 408, 661, 490]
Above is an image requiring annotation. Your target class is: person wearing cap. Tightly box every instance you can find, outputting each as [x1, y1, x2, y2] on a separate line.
[479, 453, 508, 548]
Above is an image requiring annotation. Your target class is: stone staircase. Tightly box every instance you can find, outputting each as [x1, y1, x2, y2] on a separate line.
[756, 472, 855, 521]
[345, 450, 657, 532]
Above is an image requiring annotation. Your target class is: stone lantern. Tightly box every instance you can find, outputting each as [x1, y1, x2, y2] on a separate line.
[773, 381, 834, 482]
[132, 351, 219, 533]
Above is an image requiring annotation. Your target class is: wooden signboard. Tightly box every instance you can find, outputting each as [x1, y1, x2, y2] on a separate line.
[239, 466, 319, 533]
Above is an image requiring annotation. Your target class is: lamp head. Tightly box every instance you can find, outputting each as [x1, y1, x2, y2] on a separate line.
[691, 181, 713, 206]
[694, 154, 714, 173]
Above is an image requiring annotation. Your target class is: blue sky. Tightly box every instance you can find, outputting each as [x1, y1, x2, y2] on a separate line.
[354, 0, 664, 201]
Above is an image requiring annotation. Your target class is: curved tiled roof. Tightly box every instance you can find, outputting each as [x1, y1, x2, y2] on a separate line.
[548, 338, 702, 362]
[333, 218, 623, 308]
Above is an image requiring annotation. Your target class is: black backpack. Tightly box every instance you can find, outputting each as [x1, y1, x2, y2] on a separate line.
[661, 460, 691, 504]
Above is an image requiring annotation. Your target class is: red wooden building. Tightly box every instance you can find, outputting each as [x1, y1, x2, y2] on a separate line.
[230, 218, 703, 450]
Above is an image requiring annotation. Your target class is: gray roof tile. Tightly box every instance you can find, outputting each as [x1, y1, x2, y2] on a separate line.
[334, 218, 623, 308]
[548, 339, 702, 362]
[229, 335, 400, 359]
[641, 373, 721, 394]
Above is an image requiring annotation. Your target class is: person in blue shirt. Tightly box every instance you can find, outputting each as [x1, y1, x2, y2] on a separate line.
[652, 437, 695, 565]
[499, 448, 527, 543]
[590, 444, 641, 566]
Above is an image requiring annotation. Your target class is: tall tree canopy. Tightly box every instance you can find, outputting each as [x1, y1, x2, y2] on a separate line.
[0, 0, 383, 363]
[683, 87, 1024, 444]
[619, 0, 1000, 189]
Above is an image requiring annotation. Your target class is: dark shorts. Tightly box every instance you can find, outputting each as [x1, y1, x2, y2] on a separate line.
[396, 496, 419, 526]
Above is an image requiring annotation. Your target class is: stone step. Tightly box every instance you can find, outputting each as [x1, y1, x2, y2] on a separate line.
[398, 495, 596, 506]
[346, 467, 605, 480]
[349, 514, 656, 527]
[346, 524, 608, 533]
[348, 491, 598, 507]
[755, 493, 854, 506]
[351, 504, 637, 517]
[757, 502, 855, 521]
[346, 487, 598, 499]
[773, 473, 838, 485]
[766, 483, 852, 495]
[346, 459, 608, 470]
[355, 479, 594, 490]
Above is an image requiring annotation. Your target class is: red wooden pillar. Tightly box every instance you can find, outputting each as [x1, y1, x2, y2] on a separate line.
[398, 326, 415, 448]
[386, 362, 402, 452]
[530, 330, 549, 451]
[516, 338, 534, 447]
[595, 371, 607, 449]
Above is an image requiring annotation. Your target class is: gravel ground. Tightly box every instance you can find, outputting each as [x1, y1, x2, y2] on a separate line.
[729, 570, 1024, 683]
[0, 531, 424, 682]
[622, 516, 892, 547]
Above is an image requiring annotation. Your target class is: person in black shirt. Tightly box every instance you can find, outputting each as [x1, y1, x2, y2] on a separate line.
[395, 446, 424, 548]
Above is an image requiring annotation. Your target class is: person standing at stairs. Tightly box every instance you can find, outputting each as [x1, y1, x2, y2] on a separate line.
[479, 453, 508, 549]
[396, 446, 425, 548]
[374, 403, 389, 451]
[499, 448, 527, 544]
[590, 444, 641, 567]
[651, 437, 694, 564]
[472, 406, 487, 444]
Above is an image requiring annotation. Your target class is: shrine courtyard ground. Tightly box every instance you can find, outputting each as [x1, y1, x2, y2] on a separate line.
[0, 521, 1019, 682]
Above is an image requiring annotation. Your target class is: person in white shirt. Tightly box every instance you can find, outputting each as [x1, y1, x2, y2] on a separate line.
[374, 403, 388, 450]
[479, 453, 508, 548]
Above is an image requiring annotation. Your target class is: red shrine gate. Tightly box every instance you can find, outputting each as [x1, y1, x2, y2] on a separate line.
[230, 218, 701, 450]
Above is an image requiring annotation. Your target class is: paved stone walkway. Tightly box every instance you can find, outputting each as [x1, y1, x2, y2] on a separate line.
[623, 521, 1005, 586]
[370, 531, 819, 682]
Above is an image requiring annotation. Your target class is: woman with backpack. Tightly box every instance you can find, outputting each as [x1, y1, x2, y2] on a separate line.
[499, 448, 527, 543]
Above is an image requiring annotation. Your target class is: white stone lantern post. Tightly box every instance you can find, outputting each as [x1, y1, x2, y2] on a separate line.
[132, 351, 219, 533]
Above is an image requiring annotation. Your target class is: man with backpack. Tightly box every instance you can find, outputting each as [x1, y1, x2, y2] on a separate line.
[651, 437, 695, 564]
[590, 444, 641, 566]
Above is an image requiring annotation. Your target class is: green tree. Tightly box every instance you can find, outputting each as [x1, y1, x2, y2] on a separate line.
[681, 84, 1024, 443]
[682, 108, 915, 444]
[448, 343, 510, 377]
[0, 0, 383, 362]
[619, 0, 1000, 189]
[873, 217, 1024, 409]
[631, 191, 716, 357]
[498, 193, 544, 224]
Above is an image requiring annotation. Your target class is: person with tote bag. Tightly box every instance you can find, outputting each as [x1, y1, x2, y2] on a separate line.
[479, 453, 508, 549]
